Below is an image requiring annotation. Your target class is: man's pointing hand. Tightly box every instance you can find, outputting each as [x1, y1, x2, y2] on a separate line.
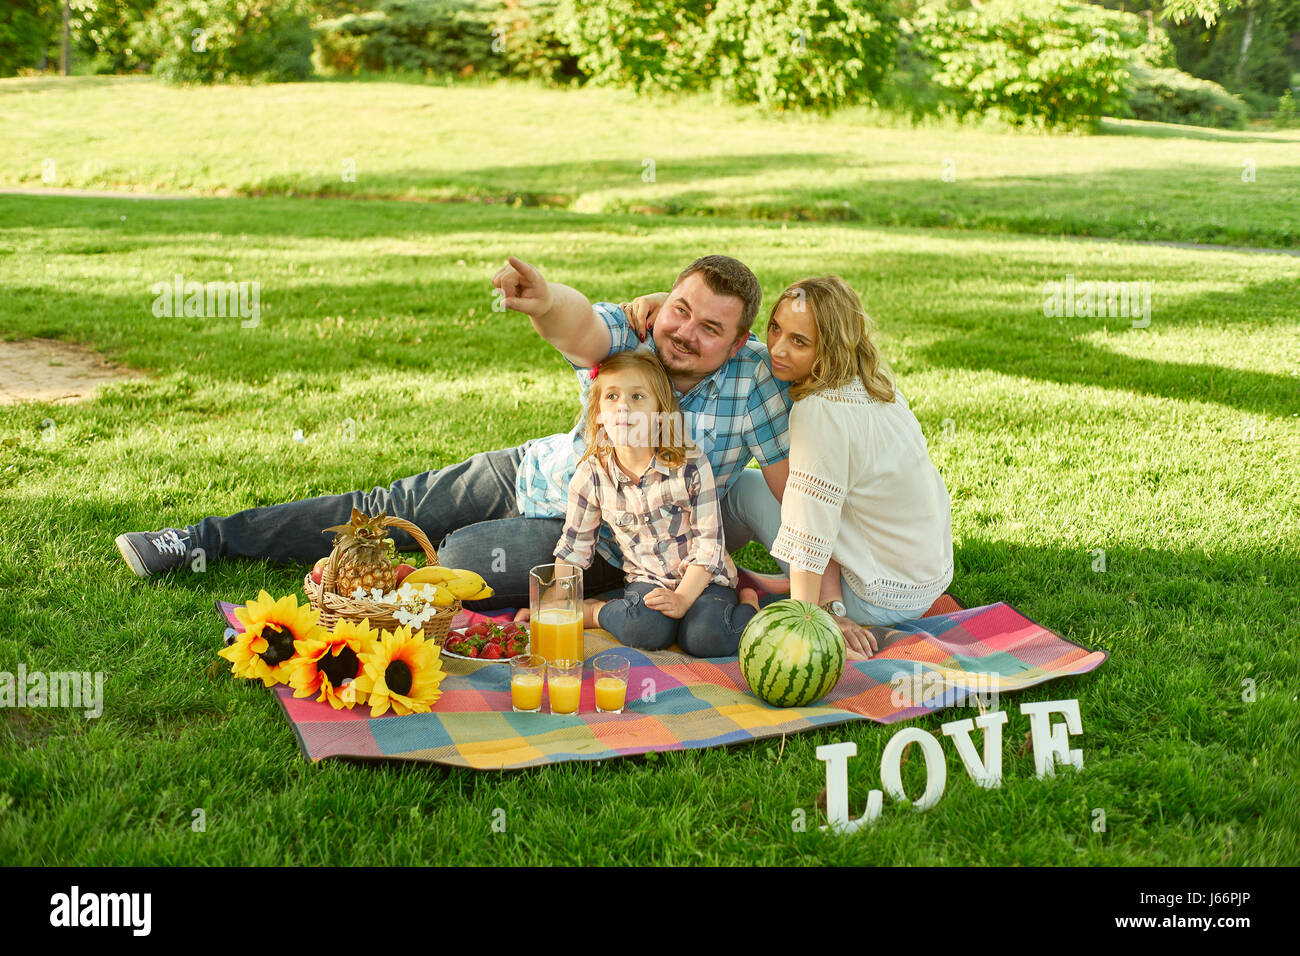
[492, 256, 553, 318]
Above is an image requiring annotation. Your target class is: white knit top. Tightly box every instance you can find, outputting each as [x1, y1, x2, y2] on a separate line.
[769, 377, 954, 611]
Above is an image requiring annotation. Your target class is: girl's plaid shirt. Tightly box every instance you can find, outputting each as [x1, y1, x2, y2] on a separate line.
[553, 449, 738, 590]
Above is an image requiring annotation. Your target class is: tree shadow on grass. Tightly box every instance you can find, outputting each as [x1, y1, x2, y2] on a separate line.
[1097, 117, 1300, 146]
[6, 144, 1299, 249]
[3, 195, 1295, 419]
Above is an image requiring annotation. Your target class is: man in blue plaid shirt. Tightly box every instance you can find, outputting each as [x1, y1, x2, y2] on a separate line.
[116, 254, 793, 610]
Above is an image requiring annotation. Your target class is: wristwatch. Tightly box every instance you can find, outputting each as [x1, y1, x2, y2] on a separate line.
[821, 599, 846, 618]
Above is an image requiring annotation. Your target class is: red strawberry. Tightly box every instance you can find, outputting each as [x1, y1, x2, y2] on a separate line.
[465, 645, 479, 658]
[481, 644, 502, 660]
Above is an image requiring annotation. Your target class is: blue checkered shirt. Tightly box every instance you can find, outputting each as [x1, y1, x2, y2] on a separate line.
[516, 302, 792, 569]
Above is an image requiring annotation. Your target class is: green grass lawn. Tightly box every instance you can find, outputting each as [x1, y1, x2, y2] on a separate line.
[0, 78, 1297, 866]
[3, 75, 1300, 248]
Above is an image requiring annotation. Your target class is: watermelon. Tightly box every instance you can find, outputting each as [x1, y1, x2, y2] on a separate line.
[738, 599, 846, 707]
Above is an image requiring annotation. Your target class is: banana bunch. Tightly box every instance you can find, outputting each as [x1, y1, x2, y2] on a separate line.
[401, 565, 493, 605]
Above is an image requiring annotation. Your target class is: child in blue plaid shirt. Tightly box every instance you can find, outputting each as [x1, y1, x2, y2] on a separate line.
[551, 348, 760, 657]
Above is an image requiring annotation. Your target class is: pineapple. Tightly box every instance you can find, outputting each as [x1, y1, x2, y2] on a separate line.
[322, 508, 397, 598]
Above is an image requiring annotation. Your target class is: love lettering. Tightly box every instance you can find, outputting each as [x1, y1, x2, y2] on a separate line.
[816, 699, 1084, 833]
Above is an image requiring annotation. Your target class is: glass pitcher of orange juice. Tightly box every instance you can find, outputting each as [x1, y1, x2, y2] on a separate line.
[529, 563, 584, 663]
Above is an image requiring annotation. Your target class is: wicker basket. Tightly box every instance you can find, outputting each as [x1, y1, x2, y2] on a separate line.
[303, 515, 460, 641]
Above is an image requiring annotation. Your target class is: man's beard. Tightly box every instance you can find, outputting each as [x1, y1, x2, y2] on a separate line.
[658, 335, 697, 370]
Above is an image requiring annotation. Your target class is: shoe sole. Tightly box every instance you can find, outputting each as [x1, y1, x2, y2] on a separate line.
[115, 534, 150, 578]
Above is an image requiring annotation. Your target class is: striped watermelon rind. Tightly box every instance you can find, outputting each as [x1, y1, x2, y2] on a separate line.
[738, 599, 846, 707]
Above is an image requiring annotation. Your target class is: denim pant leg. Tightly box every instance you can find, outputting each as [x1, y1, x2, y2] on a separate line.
[720, 468, 790, 575]
[840, 583, 929, 628]
[184, 445, 527, 565]
[595, 582, 678, 651]
[677, 584, 758, 658]
[436, 516, 627, 613]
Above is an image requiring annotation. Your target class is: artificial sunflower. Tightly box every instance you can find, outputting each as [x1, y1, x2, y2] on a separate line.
[288, 618, 377, 709]
[353, 624, 445, 717]
[218, 590, 327, 687]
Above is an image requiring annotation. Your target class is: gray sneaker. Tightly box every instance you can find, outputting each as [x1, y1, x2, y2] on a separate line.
[115, 529, 194, 577]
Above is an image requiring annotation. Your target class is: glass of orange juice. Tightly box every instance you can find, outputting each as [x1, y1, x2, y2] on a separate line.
[509, 654, 546, 713]
[529, 563, 583, 663]
[593, 654, 630, 714]
[547, 658, 582, 715]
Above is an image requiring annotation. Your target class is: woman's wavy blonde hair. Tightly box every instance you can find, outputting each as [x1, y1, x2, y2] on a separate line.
[575, 348, 696, 471]
[771, 275, 895, 403]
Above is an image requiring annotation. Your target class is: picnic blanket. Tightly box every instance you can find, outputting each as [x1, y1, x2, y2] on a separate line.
[215, 597, 1106, 771]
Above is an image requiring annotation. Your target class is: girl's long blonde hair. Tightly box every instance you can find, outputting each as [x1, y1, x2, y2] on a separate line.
[771, 275, 895, 403]
[575, 348, 696, 471]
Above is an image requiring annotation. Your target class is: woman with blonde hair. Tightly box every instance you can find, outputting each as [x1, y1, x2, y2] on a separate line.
[625, 277, 952, 659]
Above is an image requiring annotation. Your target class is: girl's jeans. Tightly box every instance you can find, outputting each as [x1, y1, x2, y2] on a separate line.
[596, 581, 758, 658]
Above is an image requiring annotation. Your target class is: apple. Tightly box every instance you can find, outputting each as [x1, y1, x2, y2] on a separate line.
[394, 563, 416, 587]
[311, 557, 328, 585]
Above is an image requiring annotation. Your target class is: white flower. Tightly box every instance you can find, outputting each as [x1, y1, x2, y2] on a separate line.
[420, 584, 436, 600]
[351, 587, 366, 599]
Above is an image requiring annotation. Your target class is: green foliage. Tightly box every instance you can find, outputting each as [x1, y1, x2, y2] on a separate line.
[488, 0, 581, 85]
[551, 0, 715, 95]
[1122, 62, 1249, 129]
[875, 26, 959, 122]
[1275, 89, 1300, 127]
[1166, 0, 1300, 101]
[0, 0, 60, 76]
[148, 0, 315, 83]
[68, 0, 162, 74]
[553, 0, 898, 111]
[312, 0, 504, 78]
[915, 0, 1158, 130]
[703, 0, 897, 112]
[1161, 0, 1243, 27]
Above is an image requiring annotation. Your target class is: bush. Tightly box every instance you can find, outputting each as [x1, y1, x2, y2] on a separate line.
[1122, 63, 1249, 129]
[554, 0, 898, 111]
[1274, 89, 1299, 129]
[71, 0, 162, 74]
[488, 0, 581, 85]
[149, 0, 314, 83]
[1, 0, 58, 75]
[551, 0, 715, 95]
[914, 0, 1151, 130]
[313, 0, 501, 78]
[703, 0, 897, 112]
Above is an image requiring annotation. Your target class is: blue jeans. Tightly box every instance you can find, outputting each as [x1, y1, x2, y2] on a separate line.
[720, 468, 929, 628]
[597, 581, 757, 658]
[185, 444, 626, 611]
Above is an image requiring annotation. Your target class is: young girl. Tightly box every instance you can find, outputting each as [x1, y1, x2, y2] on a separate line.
[551, 348, 760, 657]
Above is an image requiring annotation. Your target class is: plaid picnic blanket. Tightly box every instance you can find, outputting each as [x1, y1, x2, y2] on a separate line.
[215, 597, 1106, 771]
